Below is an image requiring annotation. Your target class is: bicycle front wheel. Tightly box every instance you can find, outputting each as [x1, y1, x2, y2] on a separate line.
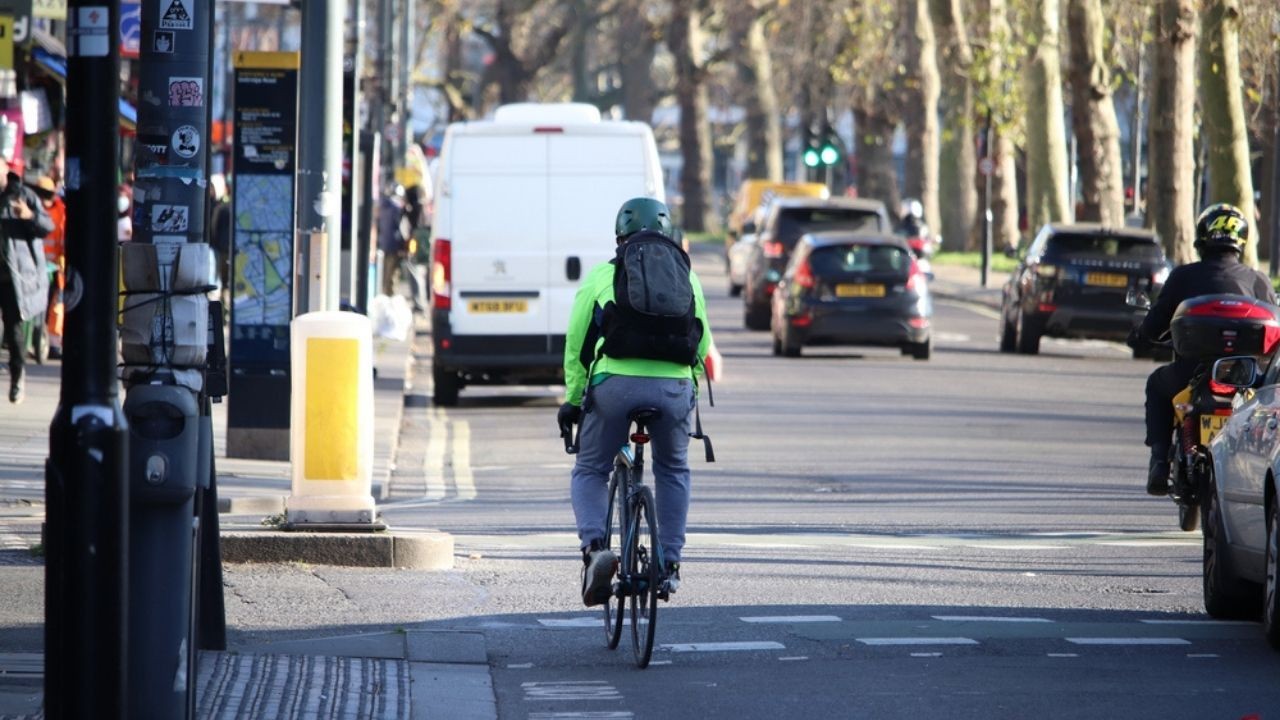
[603, 468, 625, 650]
[628, 485, 660, 668]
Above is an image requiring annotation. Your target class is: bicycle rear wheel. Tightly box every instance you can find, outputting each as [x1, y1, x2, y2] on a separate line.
[603, 468, 625, 650]
[628, 485, 660, 668]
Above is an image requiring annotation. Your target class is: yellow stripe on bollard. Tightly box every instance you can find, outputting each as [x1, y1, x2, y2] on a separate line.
[305, 337, 359, 481]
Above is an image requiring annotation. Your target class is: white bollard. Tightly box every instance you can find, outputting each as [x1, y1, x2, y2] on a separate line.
[285, 311, 379, 527]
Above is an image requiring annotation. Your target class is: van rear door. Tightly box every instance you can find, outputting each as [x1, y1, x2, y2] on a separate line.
[546, 133, 653, 337]
[447, 134, 551, 339]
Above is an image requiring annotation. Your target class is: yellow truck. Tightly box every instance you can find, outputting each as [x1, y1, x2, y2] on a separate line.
[725, 180, 829, 258]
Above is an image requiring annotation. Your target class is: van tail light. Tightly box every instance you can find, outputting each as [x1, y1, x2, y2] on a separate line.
[432, 239, 452, 310]
[794, 258, 815, 289]
[762, 241, 785, 258]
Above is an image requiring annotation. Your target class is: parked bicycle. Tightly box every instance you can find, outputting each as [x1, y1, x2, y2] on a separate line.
[562, 407, 670, 669]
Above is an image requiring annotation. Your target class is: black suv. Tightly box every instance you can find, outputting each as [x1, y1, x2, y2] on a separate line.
[1000, 223, 1169, 356]
[742, 197, 891, 329]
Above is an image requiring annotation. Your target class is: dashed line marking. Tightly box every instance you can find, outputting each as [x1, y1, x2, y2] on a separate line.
[529, 714, 635, 719]
[452, 420, 475, 501]
[778, 656, 809, 662]
[661, 641, 785, 653]
[522, 681, 621, 701]
[910, 652, 944, 658]
[507, 663, 533, 669]
[1139, 619, 1254, 626]
[1066, 638, 1190, 646]
[858, 637, 979, 646]
[424, 408, 446, 501]
[740, 615, 840, 624]
[538, 618, 627, 628]
[1187, 653, 1220, 658]
[1047, 653, 1079, 658]
[933, 616, 1051, 623]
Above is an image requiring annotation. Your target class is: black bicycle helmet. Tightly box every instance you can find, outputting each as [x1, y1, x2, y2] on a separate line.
[1194, 202, 1248, 255]
[615, 197, 673, 239]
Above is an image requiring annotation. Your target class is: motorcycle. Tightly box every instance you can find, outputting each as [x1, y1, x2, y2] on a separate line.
[1130, 293, 1280, 531]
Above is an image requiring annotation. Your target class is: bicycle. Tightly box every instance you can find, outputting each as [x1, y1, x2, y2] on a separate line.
[562, 407, 668, 669]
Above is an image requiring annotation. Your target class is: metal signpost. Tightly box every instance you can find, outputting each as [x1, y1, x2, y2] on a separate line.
[46, 0, 129, 717]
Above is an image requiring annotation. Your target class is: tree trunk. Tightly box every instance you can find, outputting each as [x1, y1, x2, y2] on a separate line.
[1148, 0, 1198, 265]
[616, 0, 657, 123]
[901, 0, 941, 237]
[1024, 0, 1072, 232]
[1261, 47, 1280, 268]
[1067, 0, 1126, 226]
[668, 1, 715, 232]
[736, 8, 783, 181]
[981, 0, 1021, 251]
[929, 0, 978, 250]
[1199, 0, 1257, 265]
[853, 103, 901, 212]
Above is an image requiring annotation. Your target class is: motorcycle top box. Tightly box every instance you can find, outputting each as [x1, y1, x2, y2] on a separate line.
[1170, 294, 1280, 360]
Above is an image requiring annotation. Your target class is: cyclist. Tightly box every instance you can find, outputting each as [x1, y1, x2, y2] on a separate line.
[1131, 203, 1275, 496]
[559, 197, 713, 606]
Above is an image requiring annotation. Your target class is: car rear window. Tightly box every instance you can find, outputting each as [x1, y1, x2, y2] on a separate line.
[809, 244, 909, 276]
[777, 209, 883, 247]
[1044, 233, 1163, 262]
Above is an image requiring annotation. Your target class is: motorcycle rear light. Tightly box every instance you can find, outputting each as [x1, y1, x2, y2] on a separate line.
[630, 433, 650, 444]
[1209, 379, 1237, 396]
[441, 338, 451, 349]
[1185, 299, 1275, 320]
[1266, 325, 1280, 355]
[763, 241, 785, 258]
[432, 239, 452, 310]
[1037, 303, 1057, 313]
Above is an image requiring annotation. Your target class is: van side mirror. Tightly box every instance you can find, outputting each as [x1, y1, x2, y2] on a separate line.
[1212, 356, 1258, 389]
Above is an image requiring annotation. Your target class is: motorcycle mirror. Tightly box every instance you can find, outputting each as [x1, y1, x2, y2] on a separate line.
[1126, 288, 1152, 309]
[1212, 356, 1258, 389]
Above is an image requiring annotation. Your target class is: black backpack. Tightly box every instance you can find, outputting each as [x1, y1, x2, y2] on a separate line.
[599, 230, 703, 366]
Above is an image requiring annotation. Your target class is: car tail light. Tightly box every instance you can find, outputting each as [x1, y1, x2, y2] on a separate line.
[909, 317, 929, 329]
[790, 312, 813, 327]
[432, 238, 452, 310]
[1037, 303, 1058, 313]
[762, 241, 785, 258]
[1209, 379, 1236, 396]
[905, 257, 924, 293]
[794, 258, 815, 289]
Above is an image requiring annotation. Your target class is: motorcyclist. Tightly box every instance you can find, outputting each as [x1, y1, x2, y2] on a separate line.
[1131, 203, 1275, 496]
[896, 198, 928, 239]
[558, 197, 712, 606]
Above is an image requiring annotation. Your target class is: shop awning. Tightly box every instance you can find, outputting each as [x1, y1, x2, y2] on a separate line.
[30, 48, 137, 132]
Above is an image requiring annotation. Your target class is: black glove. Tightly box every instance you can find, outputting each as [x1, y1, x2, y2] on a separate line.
[1126, 326, 1144, 350]
[557, 402, 581, 430]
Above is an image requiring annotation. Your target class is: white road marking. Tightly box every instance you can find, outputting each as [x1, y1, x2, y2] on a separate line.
[933, 332, 971, 343]
[507, 663, 534, 669]
[452, 420, 476, 501]
[1065, 638, 1191, 645]
[938, 300, 1001, 320]
[1047, 653, 1079, 658]
[538, 618, 627, 628]
[910, 652, 944, 658]
[522, 681, 621, 701]
[647, 660, 672, 666]
[857, 638, 979, 646]
[661, 641, 786, 653]
[1186, 654, 1220, 658]
[1139, 619, 1255, 626]
[933, 616, 1051, 623]
[529, 714, 634, 719]
[424, 408, 447, 501]
[740, 615, 841, 624]
[778, 656, 809, 662]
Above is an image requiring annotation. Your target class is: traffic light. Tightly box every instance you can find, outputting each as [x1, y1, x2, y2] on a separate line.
[803, 128, 842, 169]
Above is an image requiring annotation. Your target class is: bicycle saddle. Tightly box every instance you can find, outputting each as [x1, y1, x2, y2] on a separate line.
[627, 407, 661, 424]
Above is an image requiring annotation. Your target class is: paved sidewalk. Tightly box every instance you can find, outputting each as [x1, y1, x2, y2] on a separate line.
[0, 317, 488, 719]
[928, 262, 1003, 310]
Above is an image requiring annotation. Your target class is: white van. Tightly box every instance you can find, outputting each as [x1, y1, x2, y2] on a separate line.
[429, 103, 665, 405]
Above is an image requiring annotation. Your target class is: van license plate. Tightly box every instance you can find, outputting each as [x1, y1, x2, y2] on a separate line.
[1200, 415, 1228, 445]
[1084, 272, 1128, 288]
[836, 283, 886, 298]
[468, 300, 528, 314]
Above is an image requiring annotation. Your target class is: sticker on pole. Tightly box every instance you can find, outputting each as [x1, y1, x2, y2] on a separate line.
[153, 30, 174, 53]
[73, 7, 110, 57]
[151, 204, 189, 232]
[159, 0, 192, 31]
[168, 77, 202, 107]
[171, 125, 200, 159]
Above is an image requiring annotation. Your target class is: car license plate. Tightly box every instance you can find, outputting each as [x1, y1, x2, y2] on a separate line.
[836, 283, 886, 298]
[1200, 414, 1228, 445]
[1084, 272, 1128, 288]
[467, 299, 528, 314]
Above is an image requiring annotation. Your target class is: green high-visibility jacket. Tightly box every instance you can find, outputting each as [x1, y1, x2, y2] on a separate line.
[563, 260, 713, 406]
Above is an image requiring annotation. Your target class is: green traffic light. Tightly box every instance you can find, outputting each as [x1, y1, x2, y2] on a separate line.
[803, 147, 820, 168]
[820, 145, 839, 166]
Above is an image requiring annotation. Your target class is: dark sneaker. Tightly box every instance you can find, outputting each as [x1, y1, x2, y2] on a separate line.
[8, 375, 23, 404]
[1147, 458, 1170, 496]
[581, 545, 617, 607]
[662, 561, 680, 595]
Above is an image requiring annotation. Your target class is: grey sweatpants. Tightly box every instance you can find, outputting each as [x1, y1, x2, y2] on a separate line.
[571, 375, 695, 564]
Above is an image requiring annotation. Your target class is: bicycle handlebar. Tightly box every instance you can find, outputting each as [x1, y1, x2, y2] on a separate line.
[560, 420, 579, 455]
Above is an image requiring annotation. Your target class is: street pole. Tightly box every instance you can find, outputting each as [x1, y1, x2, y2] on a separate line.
[1132, 52, 1144, 219]
[119, 0, 220, 712]
[47, 0, 130, 717]
[296, 0, 344, 313]
[396, 0, 412, 167]
[982, 116, 993, 289]
[1270, 36, 1280, 279]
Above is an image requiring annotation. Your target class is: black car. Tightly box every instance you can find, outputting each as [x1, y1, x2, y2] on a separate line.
[999, 223, 1169, 356]
[770, 233, 932, 359]
[743, 197, 891, 330]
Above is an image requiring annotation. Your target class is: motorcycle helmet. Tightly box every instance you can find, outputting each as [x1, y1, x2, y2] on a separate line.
[902, 198, 924, 220]
[1194, 202, 1248, 255]
[615, 197, 673, 239]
